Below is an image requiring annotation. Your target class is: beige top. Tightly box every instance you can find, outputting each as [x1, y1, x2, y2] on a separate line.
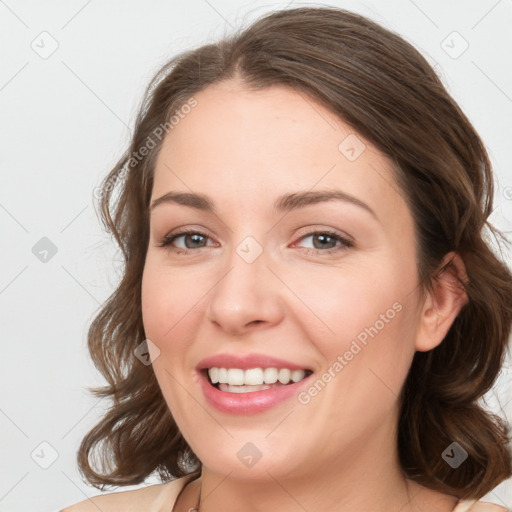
[61, 475, 510, 512]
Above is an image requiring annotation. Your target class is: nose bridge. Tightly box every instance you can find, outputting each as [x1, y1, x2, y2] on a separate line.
[206, 235, 282, 334]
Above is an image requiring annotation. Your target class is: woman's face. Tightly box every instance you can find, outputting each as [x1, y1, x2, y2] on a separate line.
[142, 80, 424, 481]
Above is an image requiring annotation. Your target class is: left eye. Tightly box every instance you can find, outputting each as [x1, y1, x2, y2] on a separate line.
[295, 232, 353, 251]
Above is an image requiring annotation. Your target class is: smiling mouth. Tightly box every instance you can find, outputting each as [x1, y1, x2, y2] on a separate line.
[205, 367, 313, 393]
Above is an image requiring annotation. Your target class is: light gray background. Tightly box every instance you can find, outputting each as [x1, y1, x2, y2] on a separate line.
[1, 1, 511, 511]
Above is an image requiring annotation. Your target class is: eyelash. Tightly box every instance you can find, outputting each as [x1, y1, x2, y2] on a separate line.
[157, 228, 354, 256]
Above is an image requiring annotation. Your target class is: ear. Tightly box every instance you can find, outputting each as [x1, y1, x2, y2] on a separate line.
[415, 252, 469, 352]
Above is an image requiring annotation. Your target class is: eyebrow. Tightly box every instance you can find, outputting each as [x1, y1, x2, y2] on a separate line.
[150, 189, 376, 218]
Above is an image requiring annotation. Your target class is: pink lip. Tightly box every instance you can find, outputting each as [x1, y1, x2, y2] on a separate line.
[198, 372, 312, 414]
[196, 353, 313, 415]
[196, 353, 310, 371]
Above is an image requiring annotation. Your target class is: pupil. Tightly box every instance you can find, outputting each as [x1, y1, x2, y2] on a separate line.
[314, 234, 335, 249]
[186, 234, 205, 248]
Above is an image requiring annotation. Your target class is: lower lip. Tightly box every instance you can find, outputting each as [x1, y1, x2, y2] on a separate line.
[198, 371, 311, 414]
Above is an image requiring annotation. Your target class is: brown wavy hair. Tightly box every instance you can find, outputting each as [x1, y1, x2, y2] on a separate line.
[78, 6, 512, 498]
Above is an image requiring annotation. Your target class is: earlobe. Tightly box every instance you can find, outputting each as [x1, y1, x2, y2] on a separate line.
[415, 252, 469, 352]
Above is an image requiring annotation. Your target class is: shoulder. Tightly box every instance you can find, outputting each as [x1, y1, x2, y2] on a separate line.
[453, 499, 510, 512]
[60, 475, 194, 512]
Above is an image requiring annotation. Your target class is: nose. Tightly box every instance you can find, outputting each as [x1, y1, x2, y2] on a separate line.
[205, 249, 285, 337]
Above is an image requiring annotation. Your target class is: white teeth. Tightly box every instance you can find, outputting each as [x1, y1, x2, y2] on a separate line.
[244, 368, 264, 386]
[278, 368, 291, 384]
[218, 368, 228, 384]
[207, 367, 308, 387]
[291, 369, 306, 382]
[263, 367, 278, 384]
[227, 368, 245, 385]
[218, 383, 271, 393]
[209, 367, 219, 384]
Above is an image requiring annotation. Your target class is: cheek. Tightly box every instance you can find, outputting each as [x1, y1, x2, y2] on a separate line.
[141, 260, 208, 351]
[293, 268, 417, 431]
[140, 262, 206, 424]
[288, 256, 419, 393]
[288, 260, 413, 342]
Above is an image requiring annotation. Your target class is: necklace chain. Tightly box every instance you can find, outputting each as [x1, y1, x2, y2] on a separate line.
[192, 483, 201, 511]
[171, 477, 201, 512]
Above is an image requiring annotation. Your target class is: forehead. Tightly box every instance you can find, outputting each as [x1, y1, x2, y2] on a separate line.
[152, 80, 407, 223]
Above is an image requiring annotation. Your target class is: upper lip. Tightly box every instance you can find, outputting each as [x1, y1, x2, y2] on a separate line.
[197, 353, 312, 371]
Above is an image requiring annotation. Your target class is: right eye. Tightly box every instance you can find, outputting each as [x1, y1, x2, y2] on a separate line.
[157, 229, 217, 255]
